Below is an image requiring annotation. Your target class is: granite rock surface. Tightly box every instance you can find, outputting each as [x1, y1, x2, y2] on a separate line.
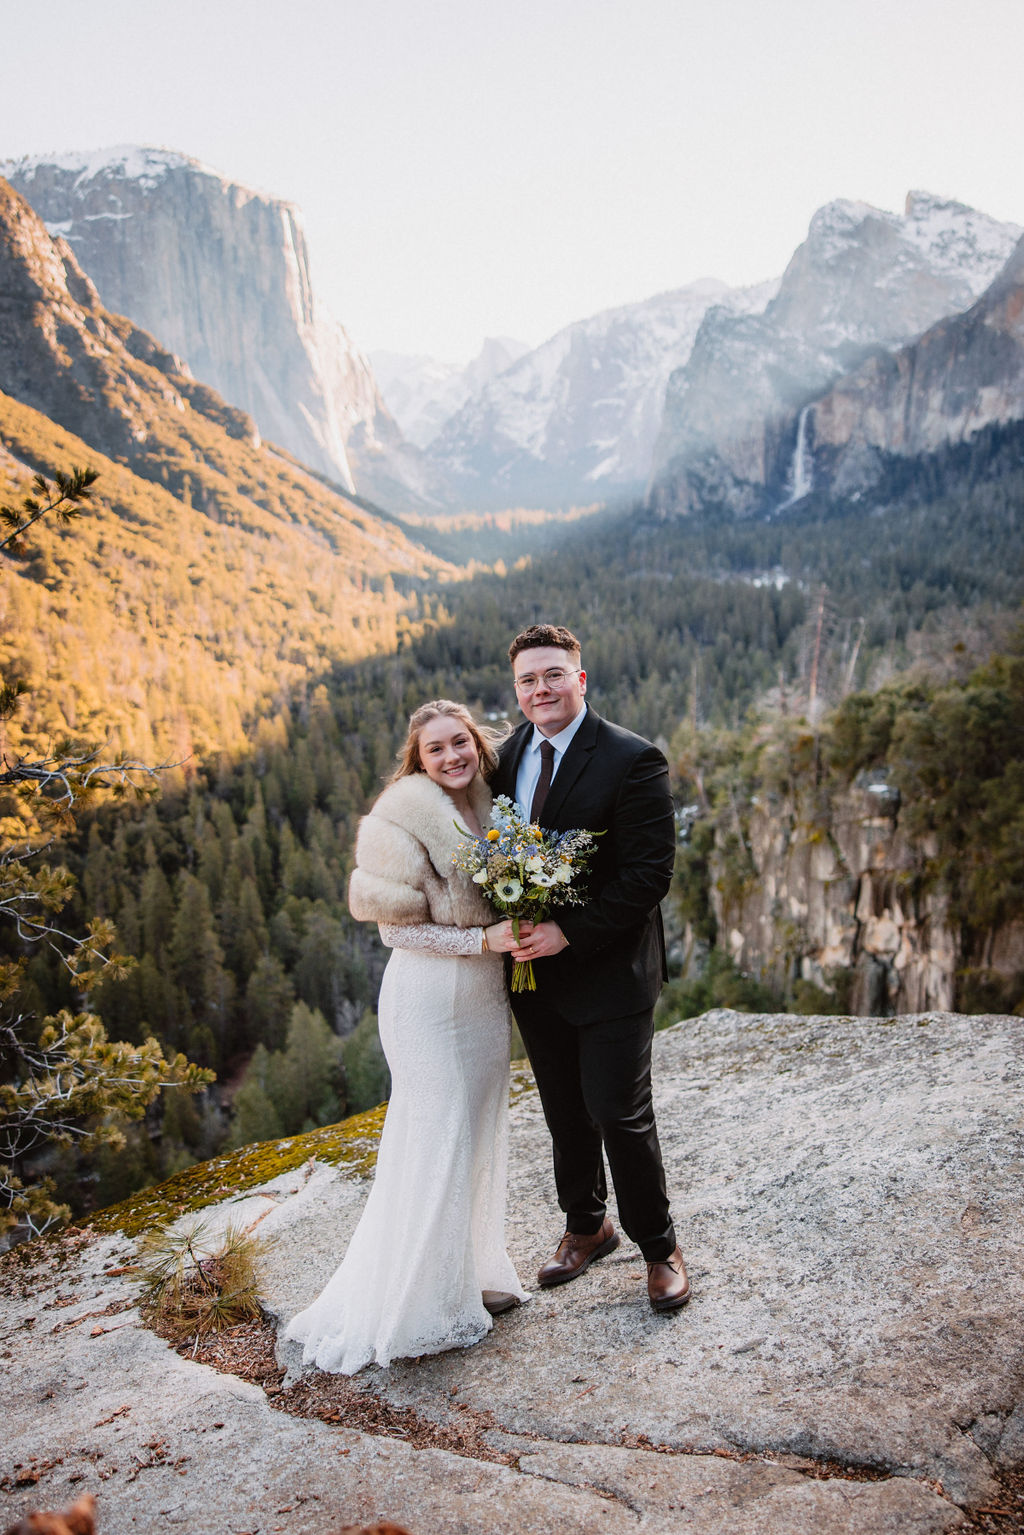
[2, 1008, 1021, 1533]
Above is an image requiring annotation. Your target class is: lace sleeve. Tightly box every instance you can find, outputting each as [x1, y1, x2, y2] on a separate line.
[378, 922, 485, 957]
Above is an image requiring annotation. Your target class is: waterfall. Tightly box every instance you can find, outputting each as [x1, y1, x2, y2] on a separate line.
[776, 405, 814, 511]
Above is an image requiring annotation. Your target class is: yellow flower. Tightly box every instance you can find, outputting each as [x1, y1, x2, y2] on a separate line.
[533, 827, 543, 840]
[486, 828, 500, 841]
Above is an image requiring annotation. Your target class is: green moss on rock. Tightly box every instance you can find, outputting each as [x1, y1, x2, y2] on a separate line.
[86, 1103, 389, 1239]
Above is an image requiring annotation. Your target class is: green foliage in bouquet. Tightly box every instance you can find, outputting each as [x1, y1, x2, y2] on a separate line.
[454, 795, 599, 991]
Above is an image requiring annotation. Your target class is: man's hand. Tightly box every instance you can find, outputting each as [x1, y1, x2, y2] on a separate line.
[512, 920, 568, 960]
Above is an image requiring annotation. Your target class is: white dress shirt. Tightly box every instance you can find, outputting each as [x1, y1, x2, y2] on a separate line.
[514, 705, 589, 818]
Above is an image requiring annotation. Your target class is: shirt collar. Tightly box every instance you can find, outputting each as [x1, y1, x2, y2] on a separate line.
[529, 703, 588, 759]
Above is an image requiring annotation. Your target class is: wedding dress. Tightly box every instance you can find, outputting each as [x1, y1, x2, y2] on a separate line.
[284, 922, 527, 1374]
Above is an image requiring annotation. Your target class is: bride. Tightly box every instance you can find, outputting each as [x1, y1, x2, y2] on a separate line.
[284, 699, 529, 1374]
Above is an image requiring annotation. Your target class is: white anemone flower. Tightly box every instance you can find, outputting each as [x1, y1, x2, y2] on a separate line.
[524, 854, 545, 873]
[553, 864, 573, 883]
[494, 877, 523, 902]
[472, 868, 489, 884]
[530, 872, 557, 887]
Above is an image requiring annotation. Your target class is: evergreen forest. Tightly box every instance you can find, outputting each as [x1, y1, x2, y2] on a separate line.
[4, 395, 1024, 1226]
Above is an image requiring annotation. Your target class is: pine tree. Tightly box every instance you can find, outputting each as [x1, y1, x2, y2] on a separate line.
[227, 1044, 283, 1147]
[275, 1002, 344, 1133]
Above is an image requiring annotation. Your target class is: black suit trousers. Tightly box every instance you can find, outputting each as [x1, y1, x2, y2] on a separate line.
[512, 991, 677, 1263]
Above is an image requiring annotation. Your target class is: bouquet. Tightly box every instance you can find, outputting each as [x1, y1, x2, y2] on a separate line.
[453, 794, 598, 992]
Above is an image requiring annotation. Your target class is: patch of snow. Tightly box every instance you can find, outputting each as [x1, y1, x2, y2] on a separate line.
[805, 191, 1021, 298]
[1, 145, 223, 191]
[901, 190, 1022, 294]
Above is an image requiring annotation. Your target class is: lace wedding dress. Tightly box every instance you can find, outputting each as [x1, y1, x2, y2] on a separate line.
[284, 922, 527, 1374]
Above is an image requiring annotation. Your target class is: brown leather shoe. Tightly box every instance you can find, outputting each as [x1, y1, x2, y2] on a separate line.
[482, 1290, 520, 1316]
[537, 1217, 620, 1287]
[646, 1246, 691, 1311]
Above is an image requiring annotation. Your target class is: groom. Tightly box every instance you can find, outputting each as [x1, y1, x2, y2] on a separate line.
[493, 623, 690, 1311]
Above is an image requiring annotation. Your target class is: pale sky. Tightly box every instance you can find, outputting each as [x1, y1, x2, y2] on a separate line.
[2, 0, 1022, 362]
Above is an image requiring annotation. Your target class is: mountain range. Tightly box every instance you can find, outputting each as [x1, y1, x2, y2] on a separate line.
[7, 147, 1020, 521]
[798, 231, 1024, 499]
[4, 147, 1024, 534]
[371, 337, 530, 449]
[421, 276, 779, 509]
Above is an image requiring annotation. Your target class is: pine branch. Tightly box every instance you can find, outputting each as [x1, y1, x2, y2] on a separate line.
[0, 466, 98, 554]
[0, 746, 183, 816]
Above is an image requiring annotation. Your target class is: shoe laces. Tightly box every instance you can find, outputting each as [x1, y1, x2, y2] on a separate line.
[646, 1255, 681, 1274]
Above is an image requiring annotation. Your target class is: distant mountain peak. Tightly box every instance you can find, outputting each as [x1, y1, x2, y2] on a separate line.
[650, 188, 1024, 515]
[806, 198, 881, 244]
[801, 191, 1022, 296]
[424, 275, 779, 508]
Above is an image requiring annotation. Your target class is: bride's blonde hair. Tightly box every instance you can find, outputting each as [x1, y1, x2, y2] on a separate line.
[390, 699, 508, 783]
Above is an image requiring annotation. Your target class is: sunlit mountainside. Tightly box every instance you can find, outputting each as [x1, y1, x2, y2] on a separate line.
[0, 177, 454, 763]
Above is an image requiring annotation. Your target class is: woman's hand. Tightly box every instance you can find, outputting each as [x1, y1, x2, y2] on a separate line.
[485, 919, 533, 954]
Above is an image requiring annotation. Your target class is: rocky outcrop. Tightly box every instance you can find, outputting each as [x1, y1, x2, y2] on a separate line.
[649, 192, 1023, 515]
[3, 1010, 1022, 1532]
[425, 278, 777, 510]
[3, 148, 439, 510]
[712, 777, 1024, 1015]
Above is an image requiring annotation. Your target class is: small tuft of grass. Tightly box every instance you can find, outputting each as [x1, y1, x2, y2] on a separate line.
[139, 1217, 270, 1344]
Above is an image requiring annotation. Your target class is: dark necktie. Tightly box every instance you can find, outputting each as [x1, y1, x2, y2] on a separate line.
[530, 740, 556, 823]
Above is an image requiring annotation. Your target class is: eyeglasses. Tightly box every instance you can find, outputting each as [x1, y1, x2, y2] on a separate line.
[513, 667, 580, 693]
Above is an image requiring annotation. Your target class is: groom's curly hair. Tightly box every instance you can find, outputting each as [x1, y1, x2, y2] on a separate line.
[508, 624, 581, 665]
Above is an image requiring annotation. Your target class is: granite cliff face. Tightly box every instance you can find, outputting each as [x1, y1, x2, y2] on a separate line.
[425, 277, 778, 510]
[709, 778, 1024, 1017]
[649, 193, 1023, 515]
[802, 233, 1024, 496]
[3, 147, 437, 508]
[0, 175, 451, 757]
[0, 173, 260, 464]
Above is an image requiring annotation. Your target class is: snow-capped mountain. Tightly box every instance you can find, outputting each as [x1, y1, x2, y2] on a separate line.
[650, 191, 1023, 515]
[2, 147, 427, 507]
[372, 337, 530, 449]
[423, 277, 779, 509]
[797, 230, 1024, 496]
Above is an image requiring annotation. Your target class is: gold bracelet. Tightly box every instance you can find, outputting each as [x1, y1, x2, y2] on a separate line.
[481, 929, 489, 953]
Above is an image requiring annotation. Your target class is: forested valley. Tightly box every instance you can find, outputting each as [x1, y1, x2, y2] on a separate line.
[7, 410, 1022, 1223]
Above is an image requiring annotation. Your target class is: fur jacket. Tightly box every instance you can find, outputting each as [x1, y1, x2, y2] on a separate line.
[348, 770, 494, 930]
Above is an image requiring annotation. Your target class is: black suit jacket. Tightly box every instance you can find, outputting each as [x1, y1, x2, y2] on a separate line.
[492, 708, 676, 1026]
